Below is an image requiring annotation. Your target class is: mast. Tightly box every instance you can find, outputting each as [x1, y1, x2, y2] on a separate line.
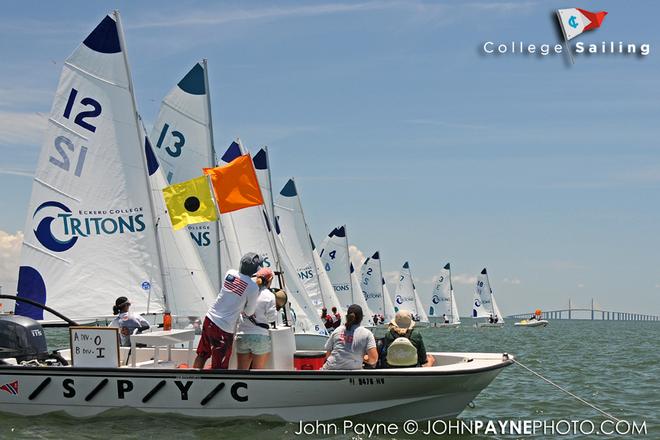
[377, 251, 386, 315]
[447, 263, 453, 322]
[114, 10, 169, 312]
[201, 58, 228, 283]
[343, 224, 353, 304]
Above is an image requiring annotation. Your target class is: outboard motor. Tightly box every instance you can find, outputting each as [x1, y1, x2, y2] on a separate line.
[0, 315, 49, 362]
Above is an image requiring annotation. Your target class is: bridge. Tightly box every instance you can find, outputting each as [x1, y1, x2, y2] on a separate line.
[508, 299, 659, 321]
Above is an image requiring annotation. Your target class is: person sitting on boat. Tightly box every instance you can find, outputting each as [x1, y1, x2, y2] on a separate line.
[235, 268, 277, 370]
[321, 307, 334, 330]
[193, 252, 261, 370]
[322, 304, 378, 370]
[493, 315, 499, 323]
[331, 306, 341, 330]
[529, 314, 536, 321]
[488, 314, 494, 324]
[442, 313, 449, 324]
[109, 296, 150, 347]
[381, 310, 435, 368]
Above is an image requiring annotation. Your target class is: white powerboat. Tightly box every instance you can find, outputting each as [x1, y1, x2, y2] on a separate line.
[514, 319, 549, 328]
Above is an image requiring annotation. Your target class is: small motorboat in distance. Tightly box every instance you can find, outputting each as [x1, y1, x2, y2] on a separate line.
[514, 319, 549, 328]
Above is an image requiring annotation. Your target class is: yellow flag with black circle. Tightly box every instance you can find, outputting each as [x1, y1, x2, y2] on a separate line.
[162, 175, 218, 230]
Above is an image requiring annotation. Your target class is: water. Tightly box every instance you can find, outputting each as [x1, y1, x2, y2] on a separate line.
[1, 320, 658, 439]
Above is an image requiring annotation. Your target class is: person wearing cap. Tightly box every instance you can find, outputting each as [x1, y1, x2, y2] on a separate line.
[382, 310, 435, 368]
[193, 252, 262, 369]
[321, 304, 378, 370]
[108, 297, 150, 347]
[235, 267, 278, 370]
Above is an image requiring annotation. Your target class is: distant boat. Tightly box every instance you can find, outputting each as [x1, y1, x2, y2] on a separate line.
[428, 263, 460, 328]
[393, 262, 429, 327]
[472, 268, 504, 328]
[514, 319, 548, 327]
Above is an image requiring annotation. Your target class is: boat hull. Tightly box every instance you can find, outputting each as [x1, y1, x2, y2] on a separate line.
[0, 352, 511, 421]
[514, 320, 548, 328]
[475, 322, 504, 328]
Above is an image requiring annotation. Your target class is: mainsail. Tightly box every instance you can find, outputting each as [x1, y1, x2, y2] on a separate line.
[360, 252, 386, 318]
[274, 178, 343, 314]
[350, 262, 374, 321]
[150, 61, 225, 290]
[219, 142, 326, 335]
[319, 226, 353, 311]
[472, 268, 503, 322]
[15, 13, 165, 321]
[393, 262, 418, 315]
[428, 263, 460, 323]
[382, 280, 396, 322]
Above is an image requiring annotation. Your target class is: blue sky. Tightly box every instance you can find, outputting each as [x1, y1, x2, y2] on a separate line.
[1, 0, 659, 316]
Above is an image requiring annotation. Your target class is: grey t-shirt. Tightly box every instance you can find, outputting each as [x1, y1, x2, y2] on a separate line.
[322, 325, 376, 370]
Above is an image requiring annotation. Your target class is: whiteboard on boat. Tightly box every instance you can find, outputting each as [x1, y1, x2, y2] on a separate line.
[69, 327, 120, 367]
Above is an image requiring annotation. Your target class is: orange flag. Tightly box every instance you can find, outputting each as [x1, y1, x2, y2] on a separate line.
[204, 154, 264, 214]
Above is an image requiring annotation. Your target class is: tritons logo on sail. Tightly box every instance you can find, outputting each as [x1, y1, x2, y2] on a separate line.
[33, 201, 146, 252]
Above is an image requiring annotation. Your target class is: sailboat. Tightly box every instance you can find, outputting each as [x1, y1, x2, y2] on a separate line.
[218, 141, 328, 347]
[360, 251, 394, 326]
[473, 268, 505, 328]
[274, 178, 343, 316]
[429, 263, 461, 328]
[1, 10, 513, 423]
[319, 226, 375, 321]
[393, 262, 429, 327]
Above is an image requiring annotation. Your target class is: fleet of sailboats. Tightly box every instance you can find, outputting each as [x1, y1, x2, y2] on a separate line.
[0, 10, 518, 422]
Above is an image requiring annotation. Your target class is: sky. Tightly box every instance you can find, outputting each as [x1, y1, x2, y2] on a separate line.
[1, 0, 659, 317]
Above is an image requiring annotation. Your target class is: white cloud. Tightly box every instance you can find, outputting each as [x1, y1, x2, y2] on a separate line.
[452, 273, 477, 286]
[348, 244, 366, 271]
[0, 230, 23, 293]
[0, 111, 47, 148]
[503, 277, 521, 285]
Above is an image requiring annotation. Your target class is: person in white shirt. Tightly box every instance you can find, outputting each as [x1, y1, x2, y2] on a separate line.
[108, 296, 150, 347]
[322, 304, 378, 370]
[193, 252, 261, 369]
[236, 267, 277, 370]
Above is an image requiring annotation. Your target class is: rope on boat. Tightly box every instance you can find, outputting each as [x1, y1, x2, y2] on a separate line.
[512, 358, 621, 422]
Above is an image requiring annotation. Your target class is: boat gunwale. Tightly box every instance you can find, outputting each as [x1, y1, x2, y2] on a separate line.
[0, 356, 513, 378]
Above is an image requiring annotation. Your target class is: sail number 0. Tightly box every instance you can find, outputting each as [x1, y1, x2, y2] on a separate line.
[50, 88, 102, 176]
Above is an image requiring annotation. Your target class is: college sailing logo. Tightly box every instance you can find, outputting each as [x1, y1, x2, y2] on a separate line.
[482, 8, 650, 60]
[33, 200, 146, 253]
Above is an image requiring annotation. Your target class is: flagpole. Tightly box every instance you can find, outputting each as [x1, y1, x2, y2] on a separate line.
[556, 10, 575, 64]
[201, 58, 231, 284]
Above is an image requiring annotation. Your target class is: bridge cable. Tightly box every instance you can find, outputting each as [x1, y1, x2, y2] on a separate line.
[512, 358, 621, 422]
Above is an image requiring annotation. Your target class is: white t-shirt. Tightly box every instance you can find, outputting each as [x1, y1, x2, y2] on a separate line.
[236, 288, 277, 337]
[207, 269, 259, 334]
[322, 325, 376, 370]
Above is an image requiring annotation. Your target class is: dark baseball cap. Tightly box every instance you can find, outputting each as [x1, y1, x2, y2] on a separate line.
[239, 252, 263, 276]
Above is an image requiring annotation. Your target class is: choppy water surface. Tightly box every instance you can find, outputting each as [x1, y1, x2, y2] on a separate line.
[1, 320, 657, 439]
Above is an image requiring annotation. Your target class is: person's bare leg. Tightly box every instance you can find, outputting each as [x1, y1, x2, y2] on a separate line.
[193, 355, 206, 369]
[236, 353, 253, 370]
[250, 353, 270, 369]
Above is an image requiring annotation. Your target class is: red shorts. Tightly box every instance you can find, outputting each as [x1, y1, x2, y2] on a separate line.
[196, 317, 234, 369]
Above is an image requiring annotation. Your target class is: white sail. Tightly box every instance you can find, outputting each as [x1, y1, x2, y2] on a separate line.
[350, 262, 375, 321]
[15, 13, 165, 322]
[429, 263, 452, 319]
[360, 252, 385, 318]
[150, 61, 224, 290]
[450, 291, 460, 323]
[143, 124, 215, 320]
[319, 226, 353, 311]
[219, 143, 327, 336]
[473, 267, 502, 320]
[491, 291, 504, 323]
[413, 283, 429, 323]
[393, 262, 418, 315]
[383, 281, 396, 323]
[274, 178, 343, 314]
